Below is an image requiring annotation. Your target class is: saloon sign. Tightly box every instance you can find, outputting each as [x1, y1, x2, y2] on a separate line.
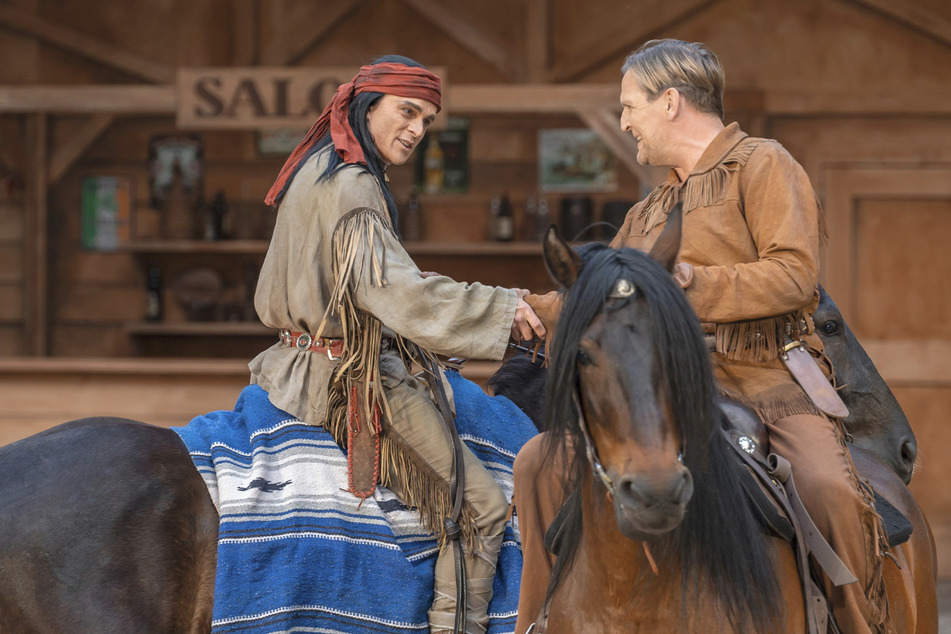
[176, 67, 448, 130]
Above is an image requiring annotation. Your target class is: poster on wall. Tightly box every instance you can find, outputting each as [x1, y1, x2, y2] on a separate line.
[538, 129, 617, 192]
[81, 176, 133, 250]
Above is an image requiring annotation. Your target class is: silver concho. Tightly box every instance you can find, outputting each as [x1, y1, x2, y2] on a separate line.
[737, 435, 757, 455]
[611, 278, 635, 298]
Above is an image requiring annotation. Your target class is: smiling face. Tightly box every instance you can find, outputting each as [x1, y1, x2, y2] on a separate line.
[619, 70, 672, 168]
[366, 94, 438, 166]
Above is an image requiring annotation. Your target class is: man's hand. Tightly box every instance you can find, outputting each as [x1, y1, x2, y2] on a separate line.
[512, 289, 546, 341]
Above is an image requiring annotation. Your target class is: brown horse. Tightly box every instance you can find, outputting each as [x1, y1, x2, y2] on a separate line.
[529, 217, 937, 633]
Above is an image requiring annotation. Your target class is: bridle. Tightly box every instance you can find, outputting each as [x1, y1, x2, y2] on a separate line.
[570, 276, 686, 499]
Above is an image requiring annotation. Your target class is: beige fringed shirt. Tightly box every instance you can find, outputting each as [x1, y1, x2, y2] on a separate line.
[250, 147, 517, 427]
[610, 122, 827, 422]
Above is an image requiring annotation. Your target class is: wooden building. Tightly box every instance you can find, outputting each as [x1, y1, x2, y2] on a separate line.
[1, 0, 951, 576]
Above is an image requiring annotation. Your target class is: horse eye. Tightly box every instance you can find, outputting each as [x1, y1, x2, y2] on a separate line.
[820, 321, 838, 336]
[577, 349, 594, 366]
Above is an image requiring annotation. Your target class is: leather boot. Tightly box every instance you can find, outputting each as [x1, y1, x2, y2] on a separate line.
[429, 534, 504, 634]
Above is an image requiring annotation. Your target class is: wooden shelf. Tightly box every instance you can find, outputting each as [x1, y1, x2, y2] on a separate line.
[124, 321, 274, 337]
[123, 240, 269, 255]
[123, 239, 542, 257]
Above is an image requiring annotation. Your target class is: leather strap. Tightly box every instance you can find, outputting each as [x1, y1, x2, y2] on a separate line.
[279, 329, 344, 358]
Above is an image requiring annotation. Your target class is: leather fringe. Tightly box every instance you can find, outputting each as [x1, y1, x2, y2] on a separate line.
[315, 207, 478, 549]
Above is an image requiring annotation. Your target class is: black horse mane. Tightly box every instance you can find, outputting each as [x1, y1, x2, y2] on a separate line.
[539, 243, 784, 632]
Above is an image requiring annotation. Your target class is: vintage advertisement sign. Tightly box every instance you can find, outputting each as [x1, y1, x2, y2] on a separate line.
[176, 67, 447, 130]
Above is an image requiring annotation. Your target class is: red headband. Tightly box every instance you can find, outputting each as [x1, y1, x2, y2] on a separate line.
[265, 62, 442, 206]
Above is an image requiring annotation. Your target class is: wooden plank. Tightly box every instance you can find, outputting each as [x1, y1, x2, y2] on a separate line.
[0, 85, 176, 114]
[23, 114, 47, 355]
[0, 245, 22, 281]
[548, 0, 718, 82]
[3, 83, 950, 117]
[259, 0, 363, 66]
[232, 0, 260, 66]
[524, 0, 551, 82]
[864, 340, 951, 386]
[0, 4, 174, 83]
[0, 201, 24, 241]
[400, 0, 521, 80]
[48, 114, 115, 184]
[846, 0, 951, 47]
[0, 285, 23, 322]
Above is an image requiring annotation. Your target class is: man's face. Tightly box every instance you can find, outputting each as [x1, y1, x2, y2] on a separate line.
[619, 70, 670, 167]
[366, 94, 438, 166]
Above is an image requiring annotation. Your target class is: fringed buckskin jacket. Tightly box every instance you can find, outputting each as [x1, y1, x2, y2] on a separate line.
[250, 147, 517, 529]
[611, 123, 829, 424]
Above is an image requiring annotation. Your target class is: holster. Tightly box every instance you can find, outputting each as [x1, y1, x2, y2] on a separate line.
[346, 380, 382, 501]
[780, 339, 849, 419]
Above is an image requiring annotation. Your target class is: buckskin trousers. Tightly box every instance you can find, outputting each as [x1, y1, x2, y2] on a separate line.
[383, 371, 509, 634]
[768, 413, 892, 634]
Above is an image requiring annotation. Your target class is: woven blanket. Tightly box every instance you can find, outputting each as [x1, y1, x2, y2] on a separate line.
[173, 371, 538, 634]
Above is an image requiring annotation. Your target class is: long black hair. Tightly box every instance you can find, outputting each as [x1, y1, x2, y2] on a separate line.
[285, 54, 427, 234]
[543, 242, 784, 632]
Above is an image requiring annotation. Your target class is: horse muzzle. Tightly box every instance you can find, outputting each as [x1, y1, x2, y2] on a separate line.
[612, 467, 693, 539]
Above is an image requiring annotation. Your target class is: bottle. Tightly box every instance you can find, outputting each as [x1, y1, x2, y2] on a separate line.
[423, 139, 444, 194]
[534, 196, 550, 241]
[494, 193, 514, 242]
[520, 197, 537, 242]
[402, 187, 423, 242]
[145, 262, 163, 322]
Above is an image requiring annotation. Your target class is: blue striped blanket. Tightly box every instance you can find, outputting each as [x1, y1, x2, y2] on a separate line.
[173, 371, 538, 634]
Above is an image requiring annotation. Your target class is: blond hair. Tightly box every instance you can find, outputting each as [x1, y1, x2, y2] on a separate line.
[622, 39, 724, 118]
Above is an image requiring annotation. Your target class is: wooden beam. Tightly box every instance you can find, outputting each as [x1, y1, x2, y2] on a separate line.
[49, 114, 115, 185]
[450, 84, 619, 113]
[0, 86, 176, 114]
[400, 0, 522, 81]
[844, 0, 951, 47]
[0, 116, 27, 174]
[576, 107, 665, 188]
[24, 113, 48, 355]
[259, 0, 363, 66]
[2, 83, 950, 118]
[525, 0, 551, 82]
[546, 0, 718, 82]
[0, 5, 174, 83]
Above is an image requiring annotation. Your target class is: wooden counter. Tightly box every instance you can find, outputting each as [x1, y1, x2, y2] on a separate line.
[0, 357, 501, 446]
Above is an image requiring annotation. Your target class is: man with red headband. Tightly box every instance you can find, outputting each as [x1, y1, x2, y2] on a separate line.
[251, 56, 545, 634]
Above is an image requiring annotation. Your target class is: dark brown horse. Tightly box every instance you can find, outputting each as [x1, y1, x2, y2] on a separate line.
[529, 220, 936, 633]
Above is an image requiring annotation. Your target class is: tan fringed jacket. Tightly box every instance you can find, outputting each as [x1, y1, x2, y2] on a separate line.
[250, 147, 517, 429]
[610, 122, 828, 423]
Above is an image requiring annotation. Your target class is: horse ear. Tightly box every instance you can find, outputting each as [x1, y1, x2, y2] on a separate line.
[543, 224, 584, 288]
[648, 202, 683, 273]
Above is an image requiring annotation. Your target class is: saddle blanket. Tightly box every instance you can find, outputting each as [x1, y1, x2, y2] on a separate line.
[173, 371, 539, 634]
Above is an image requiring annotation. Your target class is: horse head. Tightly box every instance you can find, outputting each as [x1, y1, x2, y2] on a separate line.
[814, 287, 918, 483]
[540, 203, 715, 540]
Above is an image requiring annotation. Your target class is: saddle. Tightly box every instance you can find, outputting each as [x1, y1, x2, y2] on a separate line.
[543, 398, 913, 634]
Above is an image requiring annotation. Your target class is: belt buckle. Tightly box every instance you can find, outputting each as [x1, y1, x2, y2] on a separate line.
[279, 329, 293, 347]
[295, 333, 313, 351]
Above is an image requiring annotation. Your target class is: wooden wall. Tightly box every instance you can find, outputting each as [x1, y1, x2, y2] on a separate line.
[2, 0, 951, 574]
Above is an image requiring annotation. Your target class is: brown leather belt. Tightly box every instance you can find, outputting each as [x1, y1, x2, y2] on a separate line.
[279, 329, 344, 359]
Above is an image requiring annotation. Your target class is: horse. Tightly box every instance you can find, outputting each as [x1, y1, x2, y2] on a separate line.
[526, 215, 937, 633]
[812, 287, 918, 484]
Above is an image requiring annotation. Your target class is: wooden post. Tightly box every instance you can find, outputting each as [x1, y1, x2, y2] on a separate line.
[24, 112, 48, 355]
